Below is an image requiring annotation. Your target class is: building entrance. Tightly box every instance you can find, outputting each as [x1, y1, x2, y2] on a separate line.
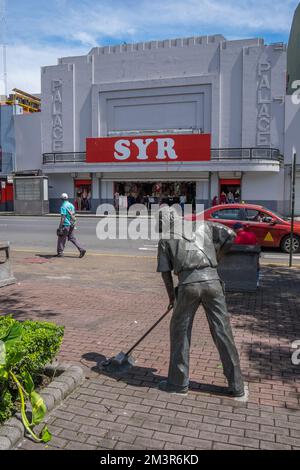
[74, 179, 92, 211]
[113, 181, 196, 210]
[219, 179, 241, 205]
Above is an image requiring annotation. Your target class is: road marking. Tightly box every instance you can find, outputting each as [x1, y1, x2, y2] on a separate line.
[10, 248, 300, 265]
[262, 254, 300, 259]
[139, 247, 157, 251]
[12, 248, 156, 259]
[46, 276, 72, 280]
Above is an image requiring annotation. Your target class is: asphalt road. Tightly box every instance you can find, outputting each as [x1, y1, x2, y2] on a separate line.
[1, 215, 300, 265]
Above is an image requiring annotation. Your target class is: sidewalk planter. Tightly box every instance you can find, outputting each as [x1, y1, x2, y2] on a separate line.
[0, 316, 76, 448]
[0, 362, 85, 450]
[0, 242, 16, 288]
[218, 245, 261, 292]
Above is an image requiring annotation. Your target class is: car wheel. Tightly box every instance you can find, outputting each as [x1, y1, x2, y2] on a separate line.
[280, 234, 300, 254]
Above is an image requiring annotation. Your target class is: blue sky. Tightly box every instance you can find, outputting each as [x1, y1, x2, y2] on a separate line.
[1, 0, 299, 93]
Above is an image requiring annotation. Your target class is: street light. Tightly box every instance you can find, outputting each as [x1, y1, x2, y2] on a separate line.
[289, 147, 297, 267]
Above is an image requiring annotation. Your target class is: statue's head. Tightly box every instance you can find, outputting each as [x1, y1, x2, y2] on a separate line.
[156, 205, 182, 235]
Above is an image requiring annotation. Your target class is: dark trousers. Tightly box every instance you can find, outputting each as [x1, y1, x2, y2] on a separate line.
[57, 226, 84, 255]
[168, 280, 244, 392]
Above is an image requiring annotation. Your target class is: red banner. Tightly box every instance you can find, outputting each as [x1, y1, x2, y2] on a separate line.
[86, 134, 211, 163]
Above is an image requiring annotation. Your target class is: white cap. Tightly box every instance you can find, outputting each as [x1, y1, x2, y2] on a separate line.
[61, 193, 69, 200]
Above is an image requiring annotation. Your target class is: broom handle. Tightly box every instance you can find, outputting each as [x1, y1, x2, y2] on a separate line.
[125, 306, 173, 357]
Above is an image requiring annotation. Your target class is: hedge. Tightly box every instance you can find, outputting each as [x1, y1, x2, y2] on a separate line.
[0, 315, 64, 437]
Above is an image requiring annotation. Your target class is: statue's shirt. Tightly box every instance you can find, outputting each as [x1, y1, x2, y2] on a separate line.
[157, 222, 235, 285]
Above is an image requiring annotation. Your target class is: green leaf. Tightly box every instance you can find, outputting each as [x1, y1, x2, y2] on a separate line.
[1, 323, 23, 344]
[0, 341, 6, 366]
[5, 348, 23, 367]
[23, 371, 34, 394]
[0, 366, 8, 380]
[0, 326, 10, 342]
[40, 426, 52, 443]
[30, 391, 47, 425]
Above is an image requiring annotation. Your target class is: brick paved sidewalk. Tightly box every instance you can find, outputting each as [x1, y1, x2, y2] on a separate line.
[0, 251, 299, 450]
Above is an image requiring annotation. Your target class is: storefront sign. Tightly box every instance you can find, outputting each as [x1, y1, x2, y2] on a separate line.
[86, 134, 211, 163]
[52, 79, 63, 151]
[257, 62, 271, 146]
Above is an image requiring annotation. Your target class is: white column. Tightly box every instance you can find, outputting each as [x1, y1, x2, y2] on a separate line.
[196, 181, 209, 200]
[92, 173, 99, 199]
[210, 173, 219, 199]
[101, 181, 114, 201]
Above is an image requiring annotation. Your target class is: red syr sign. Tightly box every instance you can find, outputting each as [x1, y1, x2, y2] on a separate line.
[86, 134, 211, 163]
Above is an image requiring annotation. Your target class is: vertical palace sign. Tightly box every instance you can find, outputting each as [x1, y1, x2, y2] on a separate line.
[52, 79, 63, 152]
[257, 62, 271, 146]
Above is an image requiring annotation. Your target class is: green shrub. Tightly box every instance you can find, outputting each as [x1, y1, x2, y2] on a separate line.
[0, 315, 64, 441]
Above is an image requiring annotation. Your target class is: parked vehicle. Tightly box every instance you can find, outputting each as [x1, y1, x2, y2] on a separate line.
[186, 203, 300, 253]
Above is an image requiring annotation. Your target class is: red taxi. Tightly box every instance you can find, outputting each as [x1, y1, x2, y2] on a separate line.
[189, 203, 300, 253]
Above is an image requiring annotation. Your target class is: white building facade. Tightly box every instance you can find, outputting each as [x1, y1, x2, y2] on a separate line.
[22, 34, 295, 213]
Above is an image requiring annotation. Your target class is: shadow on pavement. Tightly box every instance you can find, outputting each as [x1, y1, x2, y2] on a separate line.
[36, 254, 80, 259]
[81, 351, 231, 397]
[0, 290, 60, 320]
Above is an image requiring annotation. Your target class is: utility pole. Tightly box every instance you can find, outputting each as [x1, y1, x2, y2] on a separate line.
[289, 147, 297, 267]
[0, 0, 7, 97]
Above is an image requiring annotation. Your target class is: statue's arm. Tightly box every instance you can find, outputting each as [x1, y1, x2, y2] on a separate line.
[211, 222, 236, 260]
[161, 272, 175, 308]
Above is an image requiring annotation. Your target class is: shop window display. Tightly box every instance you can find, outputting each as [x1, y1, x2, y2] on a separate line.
[74, 181, 92, 211]
[218, 183, 241, 205]
[114, 181, 196, 211]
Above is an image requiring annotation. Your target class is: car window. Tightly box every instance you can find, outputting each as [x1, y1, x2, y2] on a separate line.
[211, 209, 245, 220]
[246, 209, 261, 221]
[246, 209, 273, 223]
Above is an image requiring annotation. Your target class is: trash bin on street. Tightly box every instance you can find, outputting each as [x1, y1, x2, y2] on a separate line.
[218, 245, 261, 292]
[0, 241, 16, 288]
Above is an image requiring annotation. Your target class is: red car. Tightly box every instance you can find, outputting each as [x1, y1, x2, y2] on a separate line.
[187, 203, 300, 253]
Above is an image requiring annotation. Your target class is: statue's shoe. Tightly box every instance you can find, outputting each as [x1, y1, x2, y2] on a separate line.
[158, 380, 188, 395]
[227, 387, 245, 398]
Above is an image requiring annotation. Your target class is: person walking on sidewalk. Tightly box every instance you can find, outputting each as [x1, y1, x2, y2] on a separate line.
[156, 206, 245, 397]
[57, 193, 86, 258]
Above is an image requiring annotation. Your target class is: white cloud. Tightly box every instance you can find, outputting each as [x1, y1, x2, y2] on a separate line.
[2, 0, 298, 93]
[71, 32, 98, 48]
[2, 44, 87, 94]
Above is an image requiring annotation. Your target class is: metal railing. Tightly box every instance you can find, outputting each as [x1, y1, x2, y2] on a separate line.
[0, 152, 14, 174]
[43, 152, 86, 164]
[43, 148, 283, 164]
[211, 148, 282, 161]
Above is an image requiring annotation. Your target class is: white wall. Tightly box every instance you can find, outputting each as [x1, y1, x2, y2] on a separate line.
[242, 171, 284, 201]
[48, 174, 74, 199]
[14, 113, 42, 171]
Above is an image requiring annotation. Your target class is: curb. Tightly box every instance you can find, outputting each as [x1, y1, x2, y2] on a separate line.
[0, 213, 155, 219]
[0, 362, 85, 450]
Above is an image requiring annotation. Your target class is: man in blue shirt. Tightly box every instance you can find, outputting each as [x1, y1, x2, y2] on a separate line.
[57, 193, 86, 258]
